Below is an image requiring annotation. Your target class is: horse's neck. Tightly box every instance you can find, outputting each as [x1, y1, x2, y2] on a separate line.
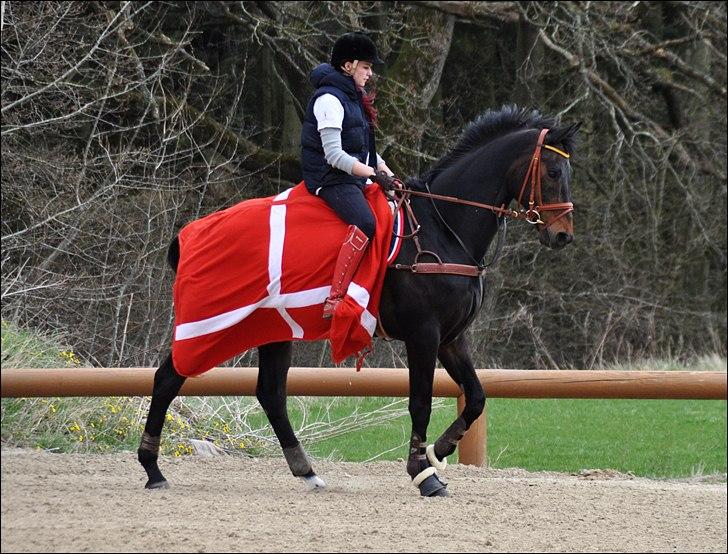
[422, 163, 510, 264]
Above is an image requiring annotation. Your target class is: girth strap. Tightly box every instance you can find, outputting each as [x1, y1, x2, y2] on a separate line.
[391, 262, 485, 277]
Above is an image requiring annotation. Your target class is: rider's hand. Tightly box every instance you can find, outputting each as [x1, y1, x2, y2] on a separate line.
[373, 170, 401, 191]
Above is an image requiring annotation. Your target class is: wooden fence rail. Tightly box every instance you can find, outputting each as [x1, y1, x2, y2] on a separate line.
[2, 367, 725, 466]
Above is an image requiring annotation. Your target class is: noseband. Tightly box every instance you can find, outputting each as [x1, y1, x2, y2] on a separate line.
[516, 128, 573, 228]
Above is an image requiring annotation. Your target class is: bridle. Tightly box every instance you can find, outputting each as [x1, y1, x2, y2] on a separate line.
[387, 128, 573, 277]
[391, 128, 572, 226]
[516, 128, 573, 228]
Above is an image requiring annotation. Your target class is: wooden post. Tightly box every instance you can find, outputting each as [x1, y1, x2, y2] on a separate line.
[456, 394, 487, 467]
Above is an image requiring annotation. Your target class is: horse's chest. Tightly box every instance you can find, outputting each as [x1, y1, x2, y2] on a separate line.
[438, 276, 485, 341]
[380, 273, 484, 341]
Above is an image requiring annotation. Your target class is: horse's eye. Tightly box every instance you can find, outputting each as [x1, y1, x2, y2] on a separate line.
[547, 168, 561, 180]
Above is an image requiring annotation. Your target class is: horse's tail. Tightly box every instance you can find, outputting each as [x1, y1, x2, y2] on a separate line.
[167, 235, 180, 272]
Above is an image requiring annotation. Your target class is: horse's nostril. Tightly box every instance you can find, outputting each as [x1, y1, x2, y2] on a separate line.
[556, 232, 572, 246]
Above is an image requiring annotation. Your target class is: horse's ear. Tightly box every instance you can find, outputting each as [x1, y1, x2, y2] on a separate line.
[548, 121, 582, 151]
[566, 121, 583, 139]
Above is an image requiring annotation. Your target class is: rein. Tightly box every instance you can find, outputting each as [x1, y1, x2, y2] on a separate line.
[389, 128, 572, 277]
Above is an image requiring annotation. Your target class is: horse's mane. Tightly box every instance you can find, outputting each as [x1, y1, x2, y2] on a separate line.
[421, 105, 571, 184]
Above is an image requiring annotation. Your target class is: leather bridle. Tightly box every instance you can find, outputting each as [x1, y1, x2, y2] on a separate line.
[387, 128, 573, 277]
[391, 128, 572, 226]
[516, 128, 573, 228]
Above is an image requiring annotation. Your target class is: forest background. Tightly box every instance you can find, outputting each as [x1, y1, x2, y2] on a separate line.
[2, 1, 726, 371]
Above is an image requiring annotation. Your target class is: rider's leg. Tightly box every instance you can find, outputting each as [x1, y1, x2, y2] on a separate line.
[316, 184, 376, 319]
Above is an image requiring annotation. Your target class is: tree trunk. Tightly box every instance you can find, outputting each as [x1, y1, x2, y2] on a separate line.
[378, 8, 455, 175]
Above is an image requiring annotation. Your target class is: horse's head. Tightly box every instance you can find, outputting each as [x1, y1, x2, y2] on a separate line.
[421, 106, 582, 255]
[513, 123, 581, 250]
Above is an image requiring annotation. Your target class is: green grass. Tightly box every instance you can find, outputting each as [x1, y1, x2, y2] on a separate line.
[485, 397, 726, 478]
[1, 320, 725, 478]
[241, 396, 445, 462]
[270, 395, 726, 479]
[1, 319, 82, 368]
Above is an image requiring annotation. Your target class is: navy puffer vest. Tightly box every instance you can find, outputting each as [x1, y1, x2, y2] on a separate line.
[301, 64, 377, 192]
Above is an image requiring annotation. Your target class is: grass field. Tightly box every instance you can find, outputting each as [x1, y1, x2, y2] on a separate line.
[276, 395, 727, 479]
[5, 393, 725, 479]
[2, 321, 726, 478]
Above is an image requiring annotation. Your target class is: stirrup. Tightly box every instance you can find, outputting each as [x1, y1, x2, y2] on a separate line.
[322, 297, 341, 319]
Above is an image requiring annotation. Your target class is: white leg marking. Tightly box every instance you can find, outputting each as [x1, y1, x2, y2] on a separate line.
[301, 474, 327, 490]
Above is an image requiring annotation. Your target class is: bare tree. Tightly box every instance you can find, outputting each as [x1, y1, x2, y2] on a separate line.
[2, 1, 725, 369]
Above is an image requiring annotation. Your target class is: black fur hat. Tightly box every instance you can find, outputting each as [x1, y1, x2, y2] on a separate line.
[331, 32, 384, 69]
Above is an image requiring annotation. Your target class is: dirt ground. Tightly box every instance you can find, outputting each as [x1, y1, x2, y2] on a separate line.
[1, 447, 725, 553]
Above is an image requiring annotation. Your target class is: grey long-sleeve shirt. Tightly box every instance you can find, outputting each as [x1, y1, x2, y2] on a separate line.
[314, 94, 385, 175]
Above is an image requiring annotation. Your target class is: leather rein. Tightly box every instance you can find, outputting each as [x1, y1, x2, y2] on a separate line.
[388, 128, 573, 277]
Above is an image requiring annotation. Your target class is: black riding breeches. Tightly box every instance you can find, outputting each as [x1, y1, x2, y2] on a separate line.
[316, 184, 376, 240]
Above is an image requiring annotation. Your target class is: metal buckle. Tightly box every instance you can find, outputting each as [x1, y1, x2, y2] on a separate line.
[525, 209, 543, 225]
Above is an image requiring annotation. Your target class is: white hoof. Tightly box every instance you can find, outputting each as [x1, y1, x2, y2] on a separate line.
[301, 474, 326, 491]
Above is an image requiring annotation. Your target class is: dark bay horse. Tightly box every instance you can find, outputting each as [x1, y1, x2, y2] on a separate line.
[137, 105, 581, 497]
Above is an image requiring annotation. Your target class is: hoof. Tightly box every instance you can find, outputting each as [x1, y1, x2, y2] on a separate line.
[427, 486, 449, 497]
[145, 479, 169, 490]
[301, 474, 326, 491]
[419, 474, 448, 497]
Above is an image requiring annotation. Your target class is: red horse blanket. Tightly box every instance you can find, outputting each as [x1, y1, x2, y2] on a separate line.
[171, 183, 393, 377]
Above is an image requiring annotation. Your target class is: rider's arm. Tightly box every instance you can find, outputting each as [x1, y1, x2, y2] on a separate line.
[319, 127, 361, 174]
[376, 154, 394, 177]
[315, 94, 377, 178]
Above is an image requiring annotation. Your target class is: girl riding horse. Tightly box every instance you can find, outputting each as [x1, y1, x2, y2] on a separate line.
[300, 32, 399, 319]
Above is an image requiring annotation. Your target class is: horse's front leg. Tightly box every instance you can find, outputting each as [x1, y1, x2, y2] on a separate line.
[404, 331, 448, 497]
[433, 333, 485, 463]
[257, 342, 325, 491]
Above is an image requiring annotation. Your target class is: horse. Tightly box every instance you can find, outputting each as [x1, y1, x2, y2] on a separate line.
[137, 104, 581, 497]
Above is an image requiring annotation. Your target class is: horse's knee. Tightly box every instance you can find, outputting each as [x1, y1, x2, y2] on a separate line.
[461, 390, 485, 425]
[255, 388, 279, 414]
[408, 397, 432, 422]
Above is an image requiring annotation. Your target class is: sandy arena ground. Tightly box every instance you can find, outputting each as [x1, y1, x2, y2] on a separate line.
[1, 447, 726, 552]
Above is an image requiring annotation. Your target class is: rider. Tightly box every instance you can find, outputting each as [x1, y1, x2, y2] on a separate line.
[301, 32, 399, 319]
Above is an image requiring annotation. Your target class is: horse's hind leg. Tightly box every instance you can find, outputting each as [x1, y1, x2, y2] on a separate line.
[257, 341, 325, 490]
[137, 352, 186, 489]
[434, 334, 485, 462]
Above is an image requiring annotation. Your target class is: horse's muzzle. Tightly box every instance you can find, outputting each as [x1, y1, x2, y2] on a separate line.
[540, 229, 573, 250]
